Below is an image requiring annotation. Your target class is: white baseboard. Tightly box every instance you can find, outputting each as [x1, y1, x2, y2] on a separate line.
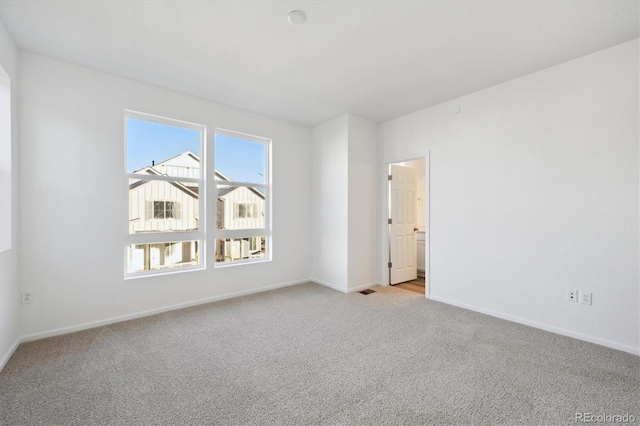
[429, 295, 639, 356]
[0, 336, 21, 372]
[20, 278, 311, 344]
[347, 282, 379, 293]
[311, 278, 348, 293]
[310, 279, 379, 294]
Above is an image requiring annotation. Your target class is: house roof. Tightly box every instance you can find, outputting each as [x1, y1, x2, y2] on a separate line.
[130, 152, 264, 200]
[216, 185, 265, 201]
[129, 168, 199, 199]
[132, 151, 200, 175]
[216, 187, 235, 198]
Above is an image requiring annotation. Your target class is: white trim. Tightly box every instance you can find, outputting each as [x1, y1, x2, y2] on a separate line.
[215, 180, 267, 190]
[0, 65, 11, 253]
[124, 263, 205, 280]
[125, 232, 204, 245]
[124, 109, 206, 132]
[216, 229, 268, 239]
[426, 151, 431, 299]
[0, 336, 20, 372]
[127, 173, 201, 184]
[311, 278, 348, 293]
[347, 282, 380, 293]
[214, 257, 272, 268]
[20, 279, 312, 344]
[429, 295, 640, 356]
[214, 127, 271, 144]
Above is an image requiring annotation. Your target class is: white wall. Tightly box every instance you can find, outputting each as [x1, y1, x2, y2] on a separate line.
[380, 40, 640, 354]
[311, 115, 349, 292]
[311, 114, 378, 293]
[0, 20, 20, 369]
[347, 115, 378, 291]
[18, 52, 312, 337]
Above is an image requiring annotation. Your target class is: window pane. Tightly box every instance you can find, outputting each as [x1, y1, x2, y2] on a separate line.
[127, 241, 200, 273]
[216, 184, 266, 230]
[127, 117, 201, 176]
[215, 134, 266, 184]
[215, 237, 265, 263]
[129, 179, 199, 233]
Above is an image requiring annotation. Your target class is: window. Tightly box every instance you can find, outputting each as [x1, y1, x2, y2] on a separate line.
[234, 202, 257, 219]
[214, 130, 270, 265]
[150, 201, 179, 219]
[0, 66, 11, 252]
[125, 112, 205, 276]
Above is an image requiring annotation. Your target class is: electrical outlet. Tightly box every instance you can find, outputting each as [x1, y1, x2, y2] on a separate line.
[579, 292, 592, 305]
[21, 291, 33, 304]
[566, 289, 578, 302]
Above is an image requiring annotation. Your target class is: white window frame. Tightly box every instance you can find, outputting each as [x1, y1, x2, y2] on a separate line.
[0, 65, 11, 253]
[124, 110, 206, 278]
[213, 128, 271, 267]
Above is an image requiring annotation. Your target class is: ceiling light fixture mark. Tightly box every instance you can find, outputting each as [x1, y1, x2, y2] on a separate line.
[288, 10, 306, 25]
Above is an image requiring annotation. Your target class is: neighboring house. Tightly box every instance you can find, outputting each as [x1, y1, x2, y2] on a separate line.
[215, 184, 265, 263]
[128, 152, 265, 271]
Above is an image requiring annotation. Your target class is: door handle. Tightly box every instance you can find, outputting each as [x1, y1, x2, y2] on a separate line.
[414, 227, 419, 232]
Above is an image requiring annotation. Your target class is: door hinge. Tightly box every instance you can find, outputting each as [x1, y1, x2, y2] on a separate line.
[388, 175, 392, 181]
[388, 218, 392, 224]
[388, 262, 392, 268]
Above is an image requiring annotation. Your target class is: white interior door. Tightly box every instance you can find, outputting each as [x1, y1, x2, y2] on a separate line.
[389, 164, 418, 284]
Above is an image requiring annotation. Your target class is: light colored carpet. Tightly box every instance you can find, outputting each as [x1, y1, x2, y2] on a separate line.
[1, 282, 638, 425]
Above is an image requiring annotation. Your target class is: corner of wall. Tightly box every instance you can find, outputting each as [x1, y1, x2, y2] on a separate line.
[310, 115, 349, 291]
[0, 19, 21, 372]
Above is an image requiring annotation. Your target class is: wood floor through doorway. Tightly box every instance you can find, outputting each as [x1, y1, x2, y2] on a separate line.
[394, 276, 425, 294]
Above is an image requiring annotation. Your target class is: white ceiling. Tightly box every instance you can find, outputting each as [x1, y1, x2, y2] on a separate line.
[1, 1, 638, 127]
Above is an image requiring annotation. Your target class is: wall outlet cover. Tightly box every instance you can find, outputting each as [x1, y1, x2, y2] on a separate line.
[21, 291, 33, 304]
[579, 292, 592, 305]
[566, 289, 578, 302]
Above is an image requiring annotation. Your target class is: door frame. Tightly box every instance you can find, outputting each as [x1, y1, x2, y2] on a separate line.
[380, 153, 430, 298]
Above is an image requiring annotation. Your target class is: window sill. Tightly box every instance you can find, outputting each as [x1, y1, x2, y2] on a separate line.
[124, 265, 205, 280]
[214, 258, 272, 269]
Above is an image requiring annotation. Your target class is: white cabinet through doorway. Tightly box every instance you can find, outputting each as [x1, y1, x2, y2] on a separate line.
[417, 231, 425, 278]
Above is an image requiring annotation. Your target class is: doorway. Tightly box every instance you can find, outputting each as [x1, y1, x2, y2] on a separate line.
[386, 156, 428, 296]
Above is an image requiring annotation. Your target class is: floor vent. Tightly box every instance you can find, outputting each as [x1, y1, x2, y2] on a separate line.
[359, 289, 376, 295]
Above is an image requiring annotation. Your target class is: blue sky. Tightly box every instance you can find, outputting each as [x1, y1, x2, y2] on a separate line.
[215, 134, 265, 183]
[127, 117, 265, 183]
